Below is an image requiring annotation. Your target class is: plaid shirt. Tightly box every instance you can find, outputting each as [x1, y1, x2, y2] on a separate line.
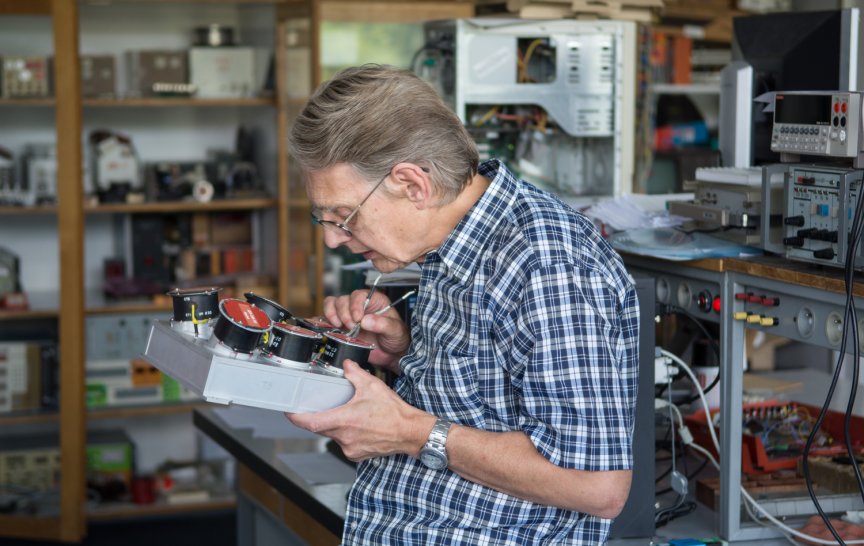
[343, 160, 640, 545]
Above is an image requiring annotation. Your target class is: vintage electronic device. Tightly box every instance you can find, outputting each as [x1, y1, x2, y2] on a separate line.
[125, 50, 188, 97]
[89, 131, 141, 202]
[144, 161, 215, 202]
[1, 56, 51, 98]
[720, 8, 862, 167]
[143, 293, 356, 413]
[189, 47, 256, 98]
[0, 342, 43, 414]
[0, 147, 14, 205]
[771, 91, 864, 166]
[0, 434, 61, 492]
[761, 164, 864, 270]
[0, 247, 21, 296]
[669, 167, 784, 246]
[21, 144, 57, 206]
[86, 359, 164, 408]
[418, 18, 636, 203]
[80, 55, 116, 98]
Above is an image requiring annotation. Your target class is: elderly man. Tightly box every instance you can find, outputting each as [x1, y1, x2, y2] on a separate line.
[287, 64, 639, 545]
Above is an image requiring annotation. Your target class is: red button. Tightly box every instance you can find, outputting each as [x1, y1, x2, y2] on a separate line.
[842, 102, 848, 113]
[712, 296, 721, 313]
[835, 103, 840, 113]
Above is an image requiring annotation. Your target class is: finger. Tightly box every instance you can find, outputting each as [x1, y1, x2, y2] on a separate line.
[322, 296, 345, 328]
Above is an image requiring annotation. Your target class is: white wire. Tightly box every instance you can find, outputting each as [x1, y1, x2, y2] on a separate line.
[659, 348, 864, 546]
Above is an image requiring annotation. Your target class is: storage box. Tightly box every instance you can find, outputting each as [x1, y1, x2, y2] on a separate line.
[86, 429, 134, 500]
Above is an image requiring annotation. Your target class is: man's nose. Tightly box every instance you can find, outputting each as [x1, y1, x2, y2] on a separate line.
[323, 229, 351, 249]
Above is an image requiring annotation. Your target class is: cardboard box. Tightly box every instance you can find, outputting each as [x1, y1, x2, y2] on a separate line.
[0, 342, 43, 413]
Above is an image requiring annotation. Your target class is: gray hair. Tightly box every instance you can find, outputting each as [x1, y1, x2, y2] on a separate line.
[288, 64, 479, 204]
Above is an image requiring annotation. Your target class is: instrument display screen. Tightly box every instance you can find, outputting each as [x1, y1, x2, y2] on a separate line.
[774, 94, 833, 125]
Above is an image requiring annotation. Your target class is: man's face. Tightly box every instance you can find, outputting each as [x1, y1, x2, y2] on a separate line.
[306, 164, 419, 273]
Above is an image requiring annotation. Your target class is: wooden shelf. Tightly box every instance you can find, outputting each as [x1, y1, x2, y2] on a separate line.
[82, 97, 276, 108]
[88, 402, 208, 420]
[0, 291, 60, 321]
[87, 496, 236, 521]
[85, 197, 277, 214]
[1, 97, 277, 107]
[0, 515, 61, 542]
[0, 411, 59, 426]
[0, 205, 57, 215]
[0, 98, 53, 107]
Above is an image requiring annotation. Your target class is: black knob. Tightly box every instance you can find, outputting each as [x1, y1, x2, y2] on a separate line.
[797, 228, 815, 238]
[784, 236, 804, 247]
[785, 216, 806, 226]
[813, 248, 835, 259]
[827, 231, 839, 243]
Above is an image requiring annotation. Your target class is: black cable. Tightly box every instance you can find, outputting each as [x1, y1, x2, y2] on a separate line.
[655, 500, 697, 528]
[657, 303, 721, 404]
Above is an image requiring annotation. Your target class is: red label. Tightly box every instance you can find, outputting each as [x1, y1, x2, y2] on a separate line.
[326, 331, 373, 348]
[301, 317, 335, 329]
[276, 324, 319, 338]
[222, 299, 271, 329]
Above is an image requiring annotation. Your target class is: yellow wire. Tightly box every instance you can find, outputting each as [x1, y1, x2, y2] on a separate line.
[519, 39, 544, 83]
[473, 105, 499, 127]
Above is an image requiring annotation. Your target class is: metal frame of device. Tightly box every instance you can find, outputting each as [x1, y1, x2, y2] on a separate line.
[624, 256, 864, 543]
[420, 18, 636, 204]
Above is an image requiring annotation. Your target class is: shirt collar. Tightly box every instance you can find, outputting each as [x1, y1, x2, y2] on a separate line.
[427, 159, 518, 278]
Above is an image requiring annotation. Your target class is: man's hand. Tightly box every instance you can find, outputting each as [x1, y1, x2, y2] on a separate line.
[322, 290, 411, 374]
[286, 360, 434, 461]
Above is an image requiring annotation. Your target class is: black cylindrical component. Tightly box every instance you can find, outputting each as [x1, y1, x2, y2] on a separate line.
[784, 216, 806, 226]
[213, 298, 272, 353]
[167, 287, 222, 322]
[268, 324, 321, 363]
[813, 248, 836, 260]
[296, 316, 336, 334]
[318, 332, 374, 372]
[244, 292, 292, 324]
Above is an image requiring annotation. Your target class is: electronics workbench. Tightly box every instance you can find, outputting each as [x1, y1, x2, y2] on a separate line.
[626, 253, 864, 543]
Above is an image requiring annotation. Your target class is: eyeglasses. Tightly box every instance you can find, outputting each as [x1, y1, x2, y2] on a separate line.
[310, 172, 388, 238]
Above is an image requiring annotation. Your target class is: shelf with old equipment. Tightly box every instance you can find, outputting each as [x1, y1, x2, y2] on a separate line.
[84, 197, 279, 214]
[0, 97, 276, 108]
[86, 495, 236, 521]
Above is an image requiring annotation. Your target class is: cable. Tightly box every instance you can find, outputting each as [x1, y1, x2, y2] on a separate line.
[661, 348, 864, 545]
[656, 303, 721, 404]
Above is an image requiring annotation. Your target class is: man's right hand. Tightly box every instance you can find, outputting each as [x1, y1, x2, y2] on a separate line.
[322, 290, 411, 375]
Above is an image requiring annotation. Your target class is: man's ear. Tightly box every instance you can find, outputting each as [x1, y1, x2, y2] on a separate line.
[391, 163, 434, 209]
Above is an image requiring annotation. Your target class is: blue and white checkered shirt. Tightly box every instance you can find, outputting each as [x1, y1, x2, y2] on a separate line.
[343, 160, 640, 545]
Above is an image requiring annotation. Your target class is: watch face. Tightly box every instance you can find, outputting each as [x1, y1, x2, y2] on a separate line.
[420, 449, 446, 470]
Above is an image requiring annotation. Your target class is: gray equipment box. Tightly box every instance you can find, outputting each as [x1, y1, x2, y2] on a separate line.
[143, 321, 354, 413]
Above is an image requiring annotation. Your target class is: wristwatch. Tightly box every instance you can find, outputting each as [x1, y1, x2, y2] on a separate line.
[419, 418, 452, 470]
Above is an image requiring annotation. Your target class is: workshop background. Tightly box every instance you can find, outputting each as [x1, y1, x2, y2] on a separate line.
[2, 0, 864, 545]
